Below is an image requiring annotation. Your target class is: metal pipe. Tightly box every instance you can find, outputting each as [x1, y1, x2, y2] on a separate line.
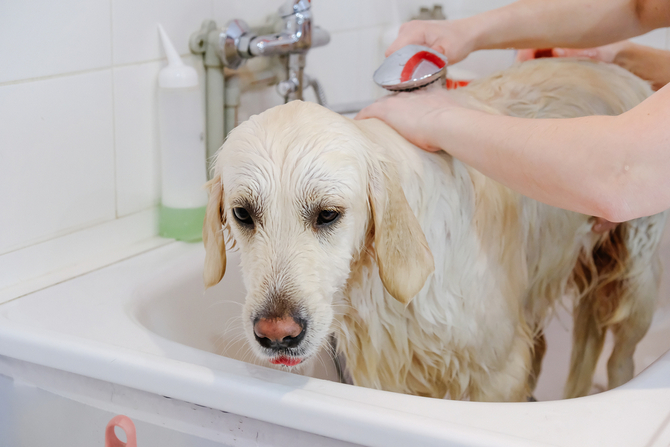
[286, 53, 305, 102]
[205, 65, 224, 174]
[224, 75, 240, 140]
[306, 75, 327, 107]
[190, 20, 226, 178]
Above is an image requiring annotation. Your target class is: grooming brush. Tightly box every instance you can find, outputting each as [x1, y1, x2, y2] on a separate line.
[373, 45, 449, 92]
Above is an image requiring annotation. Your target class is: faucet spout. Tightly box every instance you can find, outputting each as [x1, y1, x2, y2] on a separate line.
[219, 0, 329, 66]
[213, 0, 330, 102]
[248, 15, 312, 57]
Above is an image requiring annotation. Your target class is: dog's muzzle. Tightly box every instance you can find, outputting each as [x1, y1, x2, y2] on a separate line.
[253, 315, 308, 366]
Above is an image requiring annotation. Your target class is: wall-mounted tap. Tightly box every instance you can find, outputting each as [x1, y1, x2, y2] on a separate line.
[190, 0, 330, 174]
[218, 0, 330, 101]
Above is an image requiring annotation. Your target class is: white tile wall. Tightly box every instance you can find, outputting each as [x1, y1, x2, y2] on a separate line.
[212, 0, 279, 28]
[1, 0, 669, 287]
[0, 70, 115, 255]
[111, 0, 211, 65]
[311, 0, 388, 33]
[0, 0, 111, 84]
[630, 28, 669, 49]
[307, 29, 374, 106]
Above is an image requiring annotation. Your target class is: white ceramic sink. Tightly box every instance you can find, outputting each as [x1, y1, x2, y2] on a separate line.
[2, 241, 670, 446]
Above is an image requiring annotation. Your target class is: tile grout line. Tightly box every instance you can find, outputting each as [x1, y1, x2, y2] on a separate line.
[0, 55, 189, 89]
[0, 66, 114, 88]
[110, 0, 119, 219]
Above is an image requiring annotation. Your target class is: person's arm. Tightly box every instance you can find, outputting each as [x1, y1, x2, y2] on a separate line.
[356, 83, 670, 222]
[519, 41, 670, 91]
[387, 0, 670, 64]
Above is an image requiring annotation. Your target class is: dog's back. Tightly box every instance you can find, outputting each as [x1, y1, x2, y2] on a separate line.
[464, 58, 652, 119]
[461, 59, 666, 397]
[346, 59, 666, 400]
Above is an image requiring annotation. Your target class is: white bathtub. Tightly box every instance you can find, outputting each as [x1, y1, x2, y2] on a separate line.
[2, 237, 670, 446]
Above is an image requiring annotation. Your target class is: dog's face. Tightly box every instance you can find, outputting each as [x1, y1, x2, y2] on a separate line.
[203, 102, 433, 369]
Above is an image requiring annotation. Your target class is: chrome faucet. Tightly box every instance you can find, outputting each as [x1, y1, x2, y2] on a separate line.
[218, 0, 330, 102]
[189, 0, 330, 171]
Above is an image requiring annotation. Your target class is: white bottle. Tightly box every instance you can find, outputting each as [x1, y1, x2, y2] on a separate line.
[157, 24, 208, 241]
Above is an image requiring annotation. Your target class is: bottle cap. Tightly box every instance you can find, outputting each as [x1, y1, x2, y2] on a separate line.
[158, 24, 198, 88]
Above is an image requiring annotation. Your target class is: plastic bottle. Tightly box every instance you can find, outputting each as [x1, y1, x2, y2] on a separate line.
[157, 24, 208, 242]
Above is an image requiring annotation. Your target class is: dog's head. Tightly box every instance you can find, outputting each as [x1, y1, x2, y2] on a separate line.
[204, 101, 433, 369]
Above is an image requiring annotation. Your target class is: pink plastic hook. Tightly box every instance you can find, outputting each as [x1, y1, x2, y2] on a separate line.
[105, 415, 137, 447]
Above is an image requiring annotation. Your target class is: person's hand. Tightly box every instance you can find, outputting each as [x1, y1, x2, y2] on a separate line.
[551, 41, 631, 63]
[515, 41, 631, 63]
[355, 88, 464, 151]
[592, 217, 618, 233]
[553, 41, 670, 91]
[515, 41, 670, 91]
[385, 20, 477, 65]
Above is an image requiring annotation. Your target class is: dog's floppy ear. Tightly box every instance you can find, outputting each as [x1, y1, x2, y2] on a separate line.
[368, 160, 434, 305]
[203, 174, 226, 288]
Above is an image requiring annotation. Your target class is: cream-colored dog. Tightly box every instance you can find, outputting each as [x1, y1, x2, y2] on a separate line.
[203, 59, 667, 401]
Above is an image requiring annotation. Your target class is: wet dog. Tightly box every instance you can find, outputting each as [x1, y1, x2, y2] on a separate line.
[203, 59, 666, 400]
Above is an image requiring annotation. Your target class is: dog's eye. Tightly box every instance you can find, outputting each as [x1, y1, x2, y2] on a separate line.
[233, 207, 253, 226]
[316, 209, 340, 226]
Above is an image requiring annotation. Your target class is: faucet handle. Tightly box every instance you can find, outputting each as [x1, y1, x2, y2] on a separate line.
[218, 19, 252, 69]
[278, 0, 311, 17]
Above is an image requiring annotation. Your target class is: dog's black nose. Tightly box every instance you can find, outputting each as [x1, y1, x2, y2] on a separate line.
[254, 316, 306, 349]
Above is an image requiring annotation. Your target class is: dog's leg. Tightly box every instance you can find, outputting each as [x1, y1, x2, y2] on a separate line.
[566, 221, 633, 398]
[564, 295, 606, 398]
[527, 330, 546, 395]
[607, 318, 649, 389]
[607, 262, 658, 389]
[470, 330, 531, 402]
[607, 216, 664, 389]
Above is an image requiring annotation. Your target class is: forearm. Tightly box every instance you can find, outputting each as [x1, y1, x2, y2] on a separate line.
[428, 86, 670, 221]
[463, 0, 661, 52]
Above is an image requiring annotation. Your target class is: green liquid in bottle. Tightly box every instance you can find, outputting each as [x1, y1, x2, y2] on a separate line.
[159, 204, 206, 242]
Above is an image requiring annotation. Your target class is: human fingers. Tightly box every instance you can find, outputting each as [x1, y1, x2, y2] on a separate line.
[516, 49, 537, 62]
[386, 21, 434, 56]
[552, 41, 631, 64]
[552, 47, 601, 59]
[517, 45, 626, 63]
[385, 20, 472, 64]
[355, 91, 432, 122]
[355, 89, 460, 152]
[354, 95, 394, 120]
[592, 217, 618, 233]
[385, 21, 431, 56]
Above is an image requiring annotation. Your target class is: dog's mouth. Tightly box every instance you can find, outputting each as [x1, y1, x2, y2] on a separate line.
[269, 355, 303, 367]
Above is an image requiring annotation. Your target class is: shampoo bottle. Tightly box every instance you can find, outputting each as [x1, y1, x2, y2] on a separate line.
[157, 25, 208, 241]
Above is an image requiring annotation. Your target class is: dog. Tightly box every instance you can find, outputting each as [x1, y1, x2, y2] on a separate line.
[203, 59, 667, 401]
